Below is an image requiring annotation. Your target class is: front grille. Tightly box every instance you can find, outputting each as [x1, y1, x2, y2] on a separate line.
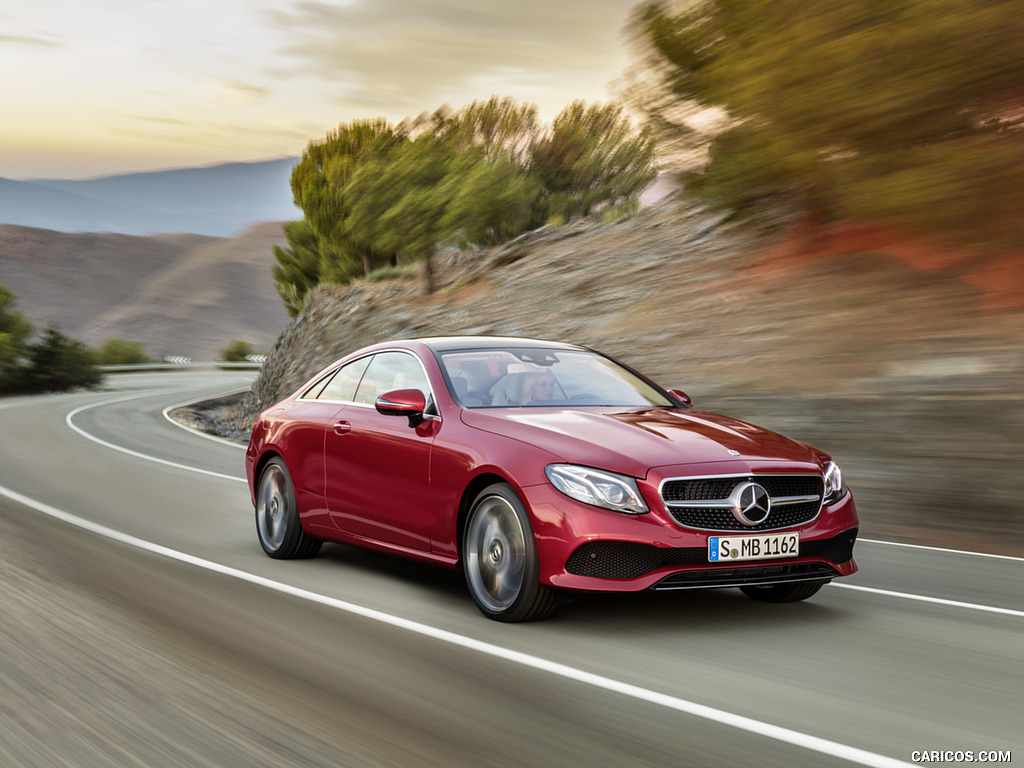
[564, 528, 857, 581]
[669, 502, 821, 531]
[662, 478, 737, 502]
[661, 474, 824, 531]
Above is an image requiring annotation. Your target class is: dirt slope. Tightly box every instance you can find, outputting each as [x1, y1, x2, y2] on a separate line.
[0, 222, 291, 360]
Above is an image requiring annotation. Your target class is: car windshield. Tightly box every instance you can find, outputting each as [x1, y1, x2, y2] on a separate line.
[439, 347, 675, 408]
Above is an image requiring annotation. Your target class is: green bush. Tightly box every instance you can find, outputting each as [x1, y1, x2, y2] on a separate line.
[94, 338, 151, 366]
[1, 287, 104, 394]
[17, 325, 104, 393]
[220, 340, 257, 363]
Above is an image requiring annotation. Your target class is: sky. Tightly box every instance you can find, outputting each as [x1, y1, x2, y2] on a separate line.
[0, 0, 642, 180]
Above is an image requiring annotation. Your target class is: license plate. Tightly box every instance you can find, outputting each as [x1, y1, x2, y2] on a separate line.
[708, 532, 799, 562]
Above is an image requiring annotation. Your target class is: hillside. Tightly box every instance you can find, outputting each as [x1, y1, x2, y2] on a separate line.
[209, 199, 1024, 552]
[0, 222, 291, 360]
[0, 158, 299, 236]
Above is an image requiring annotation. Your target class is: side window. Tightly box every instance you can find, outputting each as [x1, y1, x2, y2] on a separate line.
[353, 351, 430, 405]
[302, 371, 334, 400]
[314, 356, 372, 402]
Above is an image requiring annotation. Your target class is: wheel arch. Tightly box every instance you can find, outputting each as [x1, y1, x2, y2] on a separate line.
[252, 449, 283, 502]
[456, 472, 517, 566]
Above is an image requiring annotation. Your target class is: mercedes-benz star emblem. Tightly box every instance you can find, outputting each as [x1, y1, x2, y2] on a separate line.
[729, 481, 771, 526]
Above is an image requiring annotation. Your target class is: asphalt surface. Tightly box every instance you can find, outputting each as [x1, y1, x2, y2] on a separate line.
[0, 372, 1020, 768]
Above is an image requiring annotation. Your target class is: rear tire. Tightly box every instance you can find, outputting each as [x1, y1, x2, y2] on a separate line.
[740, 582, 825, 603]
[463, 484, 557, 622]
[255, 457, 322, 559]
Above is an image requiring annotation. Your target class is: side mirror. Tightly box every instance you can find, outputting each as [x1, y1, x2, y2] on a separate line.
[666, 388, 693, 407]
[375, 388, 427, 427]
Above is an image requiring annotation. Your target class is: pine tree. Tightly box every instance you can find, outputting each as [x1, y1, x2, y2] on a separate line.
[532, 101, 657, 219]
[631, 0, 1024, 241]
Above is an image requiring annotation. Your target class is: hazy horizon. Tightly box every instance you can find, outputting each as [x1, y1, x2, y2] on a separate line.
[4, 155, 299, 183]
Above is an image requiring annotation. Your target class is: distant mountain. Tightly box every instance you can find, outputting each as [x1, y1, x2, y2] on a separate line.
[0, 223, 291, 360]
[0, 158, 300, 236]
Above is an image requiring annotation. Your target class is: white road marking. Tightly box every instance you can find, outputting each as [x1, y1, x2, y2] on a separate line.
[859, 537, 1024, 563]
[0, 480, 915, 768]
[65, 389, 246, 483]
[831, 583, 1024, 618]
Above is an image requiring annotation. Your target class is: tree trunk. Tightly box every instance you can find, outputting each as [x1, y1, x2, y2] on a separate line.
[422, 252, 436, 294]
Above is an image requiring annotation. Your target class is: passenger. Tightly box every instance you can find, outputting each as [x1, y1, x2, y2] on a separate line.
[526, 371, 557, 403]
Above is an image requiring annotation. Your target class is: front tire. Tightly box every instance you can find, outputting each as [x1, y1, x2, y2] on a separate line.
[463, 484, 557, 622]
[256, 457, 322, 559]
[740, 582, 825, 603]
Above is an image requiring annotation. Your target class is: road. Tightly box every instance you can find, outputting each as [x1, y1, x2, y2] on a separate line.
[0, 372, 1019, 768]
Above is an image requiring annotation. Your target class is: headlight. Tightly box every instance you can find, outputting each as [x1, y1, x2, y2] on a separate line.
[823, 461, 847, 505]
[545, 464, 648, 514]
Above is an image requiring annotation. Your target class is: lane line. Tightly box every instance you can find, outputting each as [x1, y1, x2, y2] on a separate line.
[859, 538, 1024, 563]
[831, 583, 1024, 618]
[65, 390, 246, 483]
[0, 481, 915, 768]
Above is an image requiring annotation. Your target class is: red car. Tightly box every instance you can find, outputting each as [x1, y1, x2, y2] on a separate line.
[246, 337, 858, 621]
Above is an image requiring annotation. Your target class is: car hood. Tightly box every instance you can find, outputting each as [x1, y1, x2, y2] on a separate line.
[460, 407, 822, 478]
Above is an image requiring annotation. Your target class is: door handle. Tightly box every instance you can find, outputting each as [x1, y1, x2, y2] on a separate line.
[333, 421, 351, 435]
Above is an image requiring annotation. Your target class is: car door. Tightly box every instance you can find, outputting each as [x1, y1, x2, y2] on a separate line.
[324, 350, 436, 550]
[280, 355, 373, 531]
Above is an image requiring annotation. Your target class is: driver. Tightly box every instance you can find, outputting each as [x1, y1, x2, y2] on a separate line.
[525, 371, 557, 402]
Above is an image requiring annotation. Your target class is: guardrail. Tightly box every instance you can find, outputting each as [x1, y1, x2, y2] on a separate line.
[99, 361, 265, 372]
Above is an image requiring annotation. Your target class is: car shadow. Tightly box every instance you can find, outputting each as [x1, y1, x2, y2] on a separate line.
[317, 543, 468, 595]
[315, 543, 853, 630]
[555, 587, 850, 631]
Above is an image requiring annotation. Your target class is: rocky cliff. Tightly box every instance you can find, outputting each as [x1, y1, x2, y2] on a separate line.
[213, 198, 1024, 552]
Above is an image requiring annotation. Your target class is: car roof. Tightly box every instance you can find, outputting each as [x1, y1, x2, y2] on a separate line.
[413, 336, 588, 353]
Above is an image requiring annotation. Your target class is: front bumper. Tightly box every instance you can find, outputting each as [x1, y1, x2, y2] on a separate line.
[521, 481, 859, 593]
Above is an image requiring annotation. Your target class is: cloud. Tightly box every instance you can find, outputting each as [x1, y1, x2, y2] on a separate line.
[125, 115, 196, 128]
[216, 79, 272, 102]
[0, 33, 60, 48]
[0, 0, 639, 177]
[265, 0, 633, 118]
